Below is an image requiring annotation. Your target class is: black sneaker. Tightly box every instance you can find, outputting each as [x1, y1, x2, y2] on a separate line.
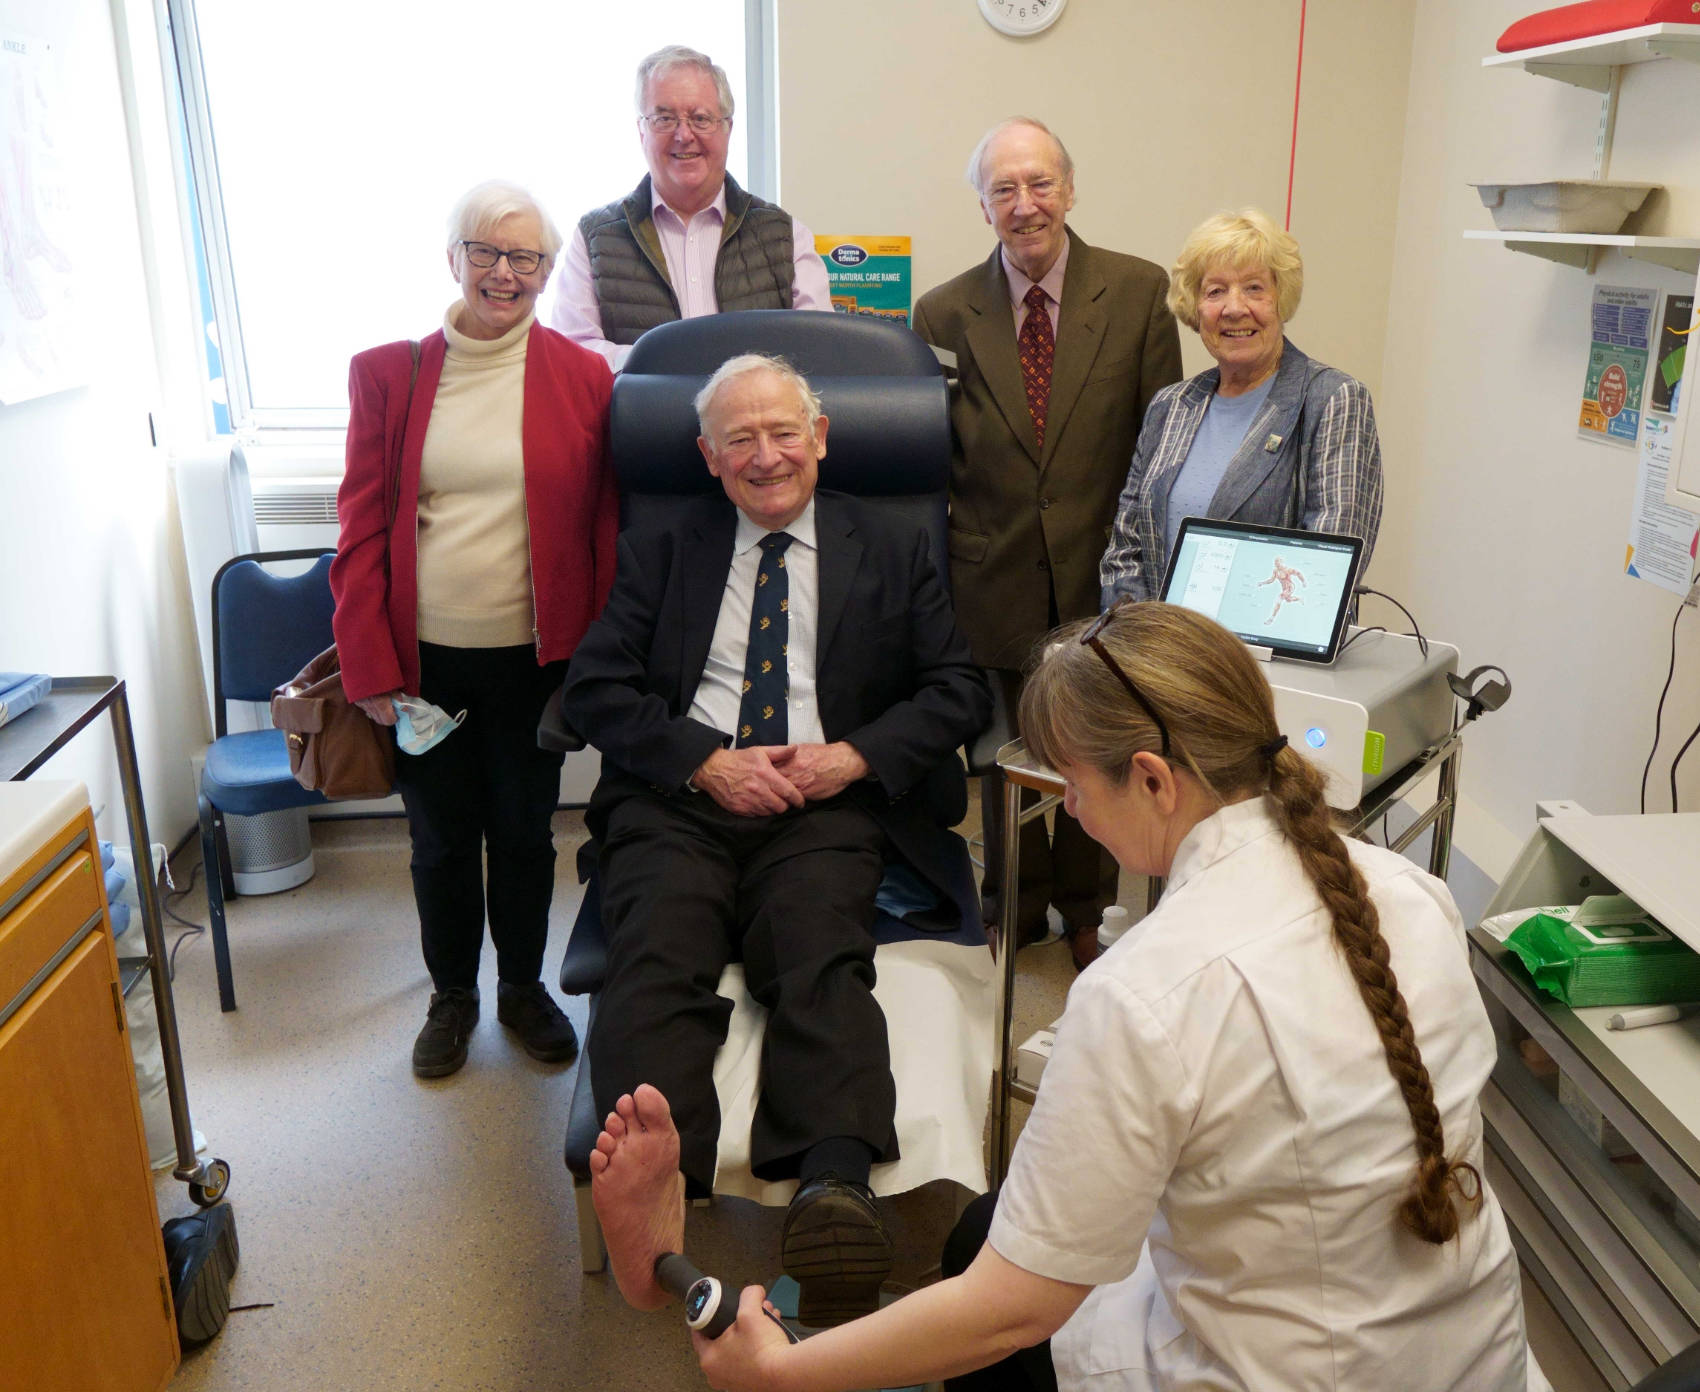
[496, 980, 579, 1064]
[162, 1203, 240, 1348]
[412, 987, 480, 1078]
[780, 1174, 893, 1327]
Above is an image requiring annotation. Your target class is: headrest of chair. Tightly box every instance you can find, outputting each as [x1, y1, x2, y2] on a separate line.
[611, 374, 949, 497]
[623, 309, 943, 379]
[213, 551, 336, 703]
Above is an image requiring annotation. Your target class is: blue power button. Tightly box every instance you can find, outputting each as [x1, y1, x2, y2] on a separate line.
[1305, 727, 1327, 749]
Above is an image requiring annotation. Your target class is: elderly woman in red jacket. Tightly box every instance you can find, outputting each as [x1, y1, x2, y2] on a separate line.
[331, 179, 617, 1080]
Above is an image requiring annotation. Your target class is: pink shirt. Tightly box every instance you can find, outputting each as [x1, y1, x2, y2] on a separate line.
[547, 183, 833, 369]
[1001, 237, 1070, 340]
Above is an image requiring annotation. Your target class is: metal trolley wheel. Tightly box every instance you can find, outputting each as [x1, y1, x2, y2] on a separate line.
[188, 1158, 232, 1208]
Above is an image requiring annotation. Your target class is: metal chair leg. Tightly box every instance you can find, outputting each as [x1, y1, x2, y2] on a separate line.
[213, 809, 236, 901]
[198, 793, 238, 1012]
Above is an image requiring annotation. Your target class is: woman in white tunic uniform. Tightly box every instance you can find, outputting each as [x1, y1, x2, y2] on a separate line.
[695, 601, 1539, 1392]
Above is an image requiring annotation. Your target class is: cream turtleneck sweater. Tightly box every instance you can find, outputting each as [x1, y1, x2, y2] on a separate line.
[414, 304, 536, 649]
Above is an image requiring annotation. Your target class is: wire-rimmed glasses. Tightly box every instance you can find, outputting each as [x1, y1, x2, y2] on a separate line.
[641, 111, 728, 136]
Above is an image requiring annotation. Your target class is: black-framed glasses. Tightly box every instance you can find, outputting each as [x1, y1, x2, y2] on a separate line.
[460, 241, 544, 274]
[1080, 597, 1172, 758]
[641, 111, 728, 135]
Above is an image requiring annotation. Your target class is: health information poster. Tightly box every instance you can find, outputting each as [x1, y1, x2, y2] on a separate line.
[1624, 289, 1699, 594]
[1579, 285, 1655, 446]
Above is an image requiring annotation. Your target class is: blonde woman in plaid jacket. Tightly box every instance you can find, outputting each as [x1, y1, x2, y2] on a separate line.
[1100, 209, 1383, 606]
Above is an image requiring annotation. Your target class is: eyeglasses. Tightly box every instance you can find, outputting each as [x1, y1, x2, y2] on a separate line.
[641, 111, 728, 135]
[1079, 598, 1172, 758]
[984, 178, 1063, 209]
[460, 241, 544, 274]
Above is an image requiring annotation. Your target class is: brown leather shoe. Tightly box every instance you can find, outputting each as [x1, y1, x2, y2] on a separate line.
[1067, 926, 1101, 973]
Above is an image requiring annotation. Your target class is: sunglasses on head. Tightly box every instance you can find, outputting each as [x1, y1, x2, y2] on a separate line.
[1078, 598, 1172, 758]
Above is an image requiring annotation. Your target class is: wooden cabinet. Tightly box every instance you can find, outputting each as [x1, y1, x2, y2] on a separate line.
[0, 782, 178, 1392]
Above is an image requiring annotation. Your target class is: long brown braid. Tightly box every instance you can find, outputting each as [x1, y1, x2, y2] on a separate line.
[1020, 602, 1480, 1244]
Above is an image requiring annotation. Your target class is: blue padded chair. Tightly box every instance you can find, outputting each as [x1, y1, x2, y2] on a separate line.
[541, 310, 995, 1271]
[197, 549, 338, 1012]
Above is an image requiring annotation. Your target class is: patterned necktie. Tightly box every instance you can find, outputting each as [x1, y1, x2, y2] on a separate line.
[735, 531, 794, 747]
[1017, 282, 1055, 450]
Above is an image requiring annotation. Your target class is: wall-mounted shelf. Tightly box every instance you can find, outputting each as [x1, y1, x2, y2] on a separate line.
[1484, 23, 1700, 91]
[1473, 31, 1700, 275]
[1464, 230, 1700, 274]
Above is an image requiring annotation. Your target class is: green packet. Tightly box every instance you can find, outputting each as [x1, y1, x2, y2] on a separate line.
[1502, 904, 1700, 1007]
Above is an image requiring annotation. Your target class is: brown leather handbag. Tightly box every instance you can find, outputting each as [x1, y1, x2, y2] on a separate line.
[271, 646, 395, 799]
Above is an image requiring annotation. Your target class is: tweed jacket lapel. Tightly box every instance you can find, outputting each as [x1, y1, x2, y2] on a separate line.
[962, 248, 1041, 466]
[1038, 228, 1107, 470]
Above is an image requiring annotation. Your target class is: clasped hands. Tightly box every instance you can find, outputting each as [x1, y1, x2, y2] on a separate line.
[693, 741, 869, 816]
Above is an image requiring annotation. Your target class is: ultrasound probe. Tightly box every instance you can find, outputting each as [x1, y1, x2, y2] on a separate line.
[654, 1253, 800, 1342]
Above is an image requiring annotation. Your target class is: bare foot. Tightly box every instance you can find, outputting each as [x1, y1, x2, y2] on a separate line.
[589, 1083, 686, 1311]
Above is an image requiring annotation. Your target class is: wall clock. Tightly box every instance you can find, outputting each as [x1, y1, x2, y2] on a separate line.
[977, 0, 1068, 38]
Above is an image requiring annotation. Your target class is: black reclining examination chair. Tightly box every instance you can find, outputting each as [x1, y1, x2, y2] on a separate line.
[539, 309, 998, 1271]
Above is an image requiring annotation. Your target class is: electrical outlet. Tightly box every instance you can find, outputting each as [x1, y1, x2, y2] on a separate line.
[1687, 574, 1700, 608]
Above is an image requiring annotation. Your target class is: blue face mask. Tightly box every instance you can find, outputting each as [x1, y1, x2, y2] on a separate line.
[392, 696, 466, 755]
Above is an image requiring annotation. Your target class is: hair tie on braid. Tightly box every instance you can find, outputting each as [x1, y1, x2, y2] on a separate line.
[1258, 733, 1288, 764]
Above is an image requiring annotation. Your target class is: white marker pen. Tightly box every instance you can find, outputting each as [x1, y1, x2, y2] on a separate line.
[1607, 1004, 1700, 1031]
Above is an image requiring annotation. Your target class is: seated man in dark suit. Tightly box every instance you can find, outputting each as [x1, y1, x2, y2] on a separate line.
[560, 353, 991, 1327]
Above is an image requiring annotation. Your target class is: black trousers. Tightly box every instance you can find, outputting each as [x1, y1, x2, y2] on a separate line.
[942, 1191, 1058, 1392]
[588, 790, 896, 1192]
[391, 642, 566, 993]
[979, 669, 1117, 939]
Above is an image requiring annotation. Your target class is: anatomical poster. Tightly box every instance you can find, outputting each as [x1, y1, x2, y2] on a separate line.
[0, 27, 84, 405]
[1579, 285, 1655, 447]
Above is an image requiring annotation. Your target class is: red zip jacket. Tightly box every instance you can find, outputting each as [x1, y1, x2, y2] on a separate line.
[330, 323, 617, 703]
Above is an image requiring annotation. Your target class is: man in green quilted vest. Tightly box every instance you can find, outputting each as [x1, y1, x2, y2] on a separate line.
[548, 45, 832, 370]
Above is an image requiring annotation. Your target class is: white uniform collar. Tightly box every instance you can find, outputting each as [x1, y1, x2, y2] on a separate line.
[1164, 795, 1281, 895]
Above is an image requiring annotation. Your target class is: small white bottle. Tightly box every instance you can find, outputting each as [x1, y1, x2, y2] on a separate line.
[1097, 904, 1131, 953]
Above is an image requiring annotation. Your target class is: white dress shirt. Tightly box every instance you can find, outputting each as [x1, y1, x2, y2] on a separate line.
[990, 797, 1538, 1392]
[687, 502, 824, 747]
[547, 184, 833, 370]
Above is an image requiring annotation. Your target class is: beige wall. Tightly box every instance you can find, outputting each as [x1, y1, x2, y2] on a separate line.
[0, 0, 204, 845]
[1376, 0, 1700, 874]
[774, 0, 1415, 397]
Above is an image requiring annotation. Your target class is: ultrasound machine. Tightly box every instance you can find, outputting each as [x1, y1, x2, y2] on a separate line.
[1159, 517, 1459, 810]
